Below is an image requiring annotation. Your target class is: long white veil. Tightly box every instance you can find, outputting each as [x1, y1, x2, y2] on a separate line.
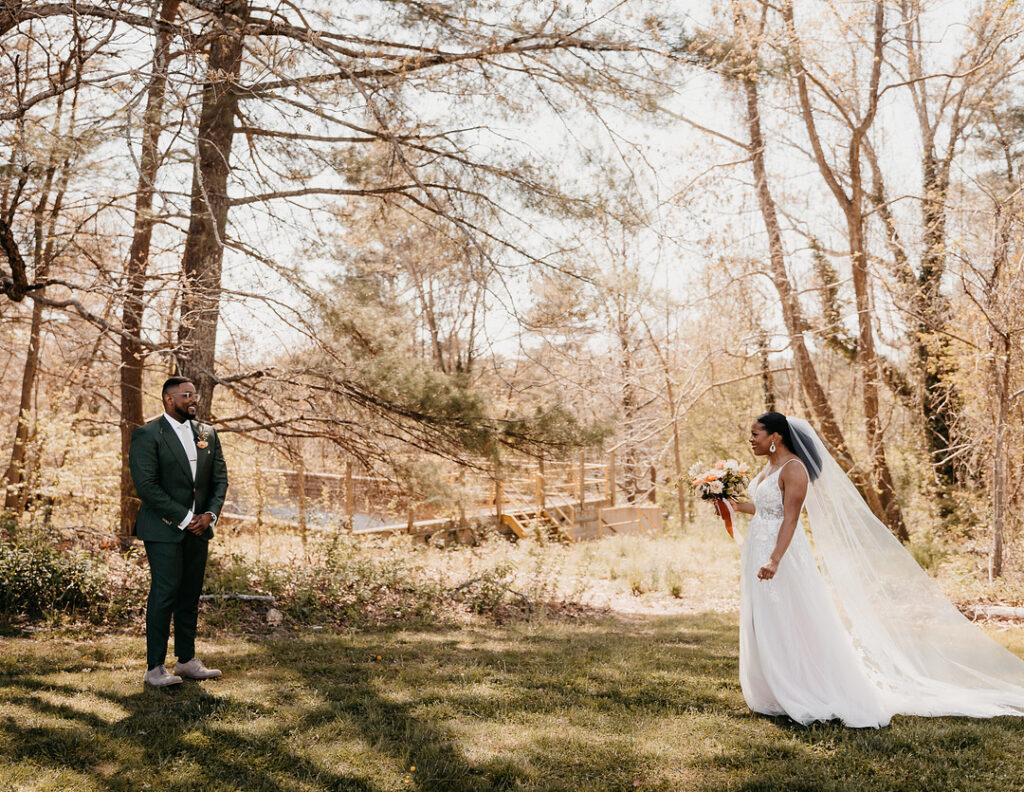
[787, 417, 1024, 717]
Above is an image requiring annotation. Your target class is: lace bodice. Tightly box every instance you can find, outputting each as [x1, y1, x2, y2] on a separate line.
[745, 460, 812, 598]
[751, 465, 786, 522]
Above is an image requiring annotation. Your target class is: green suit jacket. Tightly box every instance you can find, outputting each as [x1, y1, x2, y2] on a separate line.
[129, 416, 229, 543]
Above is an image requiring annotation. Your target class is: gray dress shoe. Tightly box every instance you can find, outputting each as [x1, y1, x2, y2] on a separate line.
[143, 665, 183, 687]
[174, 657, 222, 680]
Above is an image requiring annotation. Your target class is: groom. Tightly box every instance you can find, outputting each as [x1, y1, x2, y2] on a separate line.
[129, 376, 228, 687]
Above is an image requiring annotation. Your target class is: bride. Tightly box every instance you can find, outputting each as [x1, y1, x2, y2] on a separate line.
[722, 411, 1024, 728]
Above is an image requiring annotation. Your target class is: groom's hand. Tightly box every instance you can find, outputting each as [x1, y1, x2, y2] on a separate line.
[186, 513, 212, 535]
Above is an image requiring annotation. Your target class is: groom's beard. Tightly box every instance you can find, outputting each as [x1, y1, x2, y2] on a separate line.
[169, 404, 197, 422]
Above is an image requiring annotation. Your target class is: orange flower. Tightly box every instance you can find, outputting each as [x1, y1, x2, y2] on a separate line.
[704, 473, 718, 482]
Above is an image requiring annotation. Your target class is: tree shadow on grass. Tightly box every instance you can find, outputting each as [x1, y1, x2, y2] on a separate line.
[258, 612, 742, 791]
[693, 701, 1024, 792]
[0, 611, 786, 791]
[0, 668, 380, 791]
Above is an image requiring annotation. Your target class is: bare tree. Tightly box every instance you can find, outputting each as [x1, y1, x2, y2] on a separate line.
[119, 0, 183, 544]
[777, 0, 907, 538]
[878, 0, 1024, 492]
[2, 42, 84, 510]
[175, 0, 248, 417]
[677, 1, 895, 524]
[956, 95, 1024, 577]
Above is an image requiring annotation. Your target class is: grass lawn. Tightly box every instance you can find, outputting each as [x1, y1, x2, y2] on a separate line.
[3, 613, 1024, 791]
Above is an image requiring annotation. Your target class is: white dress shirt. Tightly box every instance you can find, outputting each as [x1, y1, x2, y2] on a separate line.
[164, 412, 197, 530]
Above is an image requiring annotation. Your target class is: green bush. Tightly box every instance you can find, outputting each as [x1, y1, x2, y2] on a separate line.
[909, 537, 949, 572]
[0, 529, 567, 631]
[452, 561, 519, 614]
[0, 542, 107, 620]
[205, 537, 452, 630]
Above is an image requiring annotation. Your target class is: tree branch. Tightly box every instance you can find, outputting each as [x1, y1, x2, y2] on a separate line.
[237, 35, 634, 96]
[0, 215, 29, 301]
[781, 0, 851, 211]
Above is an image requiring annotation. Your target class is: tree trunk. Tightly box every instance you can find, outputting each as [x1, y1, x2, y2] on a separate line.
[917, 155, 959, 488]
[989, 342, 1009, 579]
[411, 266, 447, 373]
[741, 73, 889, 523]
[987, 194, 1017, 579]
[2, 102, 64, 511]
[900, 0, 965, 491]
[176, 0, 248, 418]
[847, 190, 909, 541]
[756, 331, 776, 412]
[615, 304, 641, 503]
[3, 299, 44, 512]
[657, 342, 685, 526]
[119, 0, 182, 546]
[780, 0, 907, 539]
[866, 137, 958, 491]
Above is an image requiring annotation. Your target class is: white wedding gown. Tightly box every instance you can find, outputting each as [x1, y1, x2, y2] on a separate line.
[740, 461, 890, 727]
[739, 417, 1024, 728]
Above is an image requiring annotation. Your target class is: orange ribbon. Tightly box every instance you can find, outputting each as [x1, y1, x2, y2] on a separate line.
[714, 499, 743, 545]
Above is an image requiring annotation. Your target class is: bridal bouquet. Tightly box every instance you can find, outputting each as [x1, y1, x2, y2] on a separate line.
[687, 459, 750, 543]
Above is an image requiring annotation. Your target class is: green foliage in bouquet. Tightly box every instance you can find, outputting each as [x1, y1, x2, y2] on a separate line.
[687, 459, 751, 501]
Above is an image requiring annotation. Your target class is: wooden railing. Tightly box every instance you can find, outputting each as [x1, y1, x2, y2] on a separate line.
[221, 452, 668, 542]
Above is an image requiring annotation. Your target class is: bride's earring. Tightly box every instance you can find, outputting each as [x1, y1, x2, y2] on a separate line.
[769, 441, 776, 453]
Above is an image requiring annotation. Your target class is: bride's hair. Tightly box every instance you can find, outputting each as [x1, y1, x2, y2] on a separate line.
[756, 411, 822, 480]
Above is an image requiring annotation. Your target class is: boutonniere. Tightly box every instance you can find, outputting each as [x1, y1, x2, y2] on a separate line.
[194, 424, 211, 449]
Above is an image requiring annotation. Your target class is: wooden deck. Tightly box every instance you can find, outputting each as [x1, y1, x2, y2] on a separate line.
[220, 497, 663, 543]
[219, 454, 666, 543]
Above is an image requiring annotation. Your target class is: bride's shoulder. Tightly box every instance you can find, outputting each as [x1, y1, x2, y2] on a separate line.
[779, 456, 809, 485]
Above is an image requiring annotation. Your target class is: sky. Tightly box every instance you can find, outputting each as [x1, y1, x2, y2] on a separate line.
[7, 0, 1009, 374]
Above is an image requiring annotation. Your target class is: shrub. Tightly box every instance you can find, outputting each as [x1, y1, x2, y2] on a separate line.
[452, 561, 519, 614]
[203, 536, 453, 630]
[909, 538, 949, 572]
[0, 541, 108, 621]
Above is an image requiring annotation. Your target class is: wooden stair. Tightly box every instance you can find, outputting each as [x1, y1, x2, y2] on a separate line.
[500, 509, 571, 542]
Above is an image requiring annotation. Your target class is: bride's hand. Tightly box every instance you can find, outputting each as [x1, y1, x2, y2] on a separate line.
[757, 558, 779, 580]
[711, 499, 734, 519]
[723, 498, 755, 516]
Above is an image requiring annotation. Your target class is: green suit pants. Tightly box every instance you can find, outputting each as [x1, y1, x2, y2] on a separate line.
[144, 534, 209, 669]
